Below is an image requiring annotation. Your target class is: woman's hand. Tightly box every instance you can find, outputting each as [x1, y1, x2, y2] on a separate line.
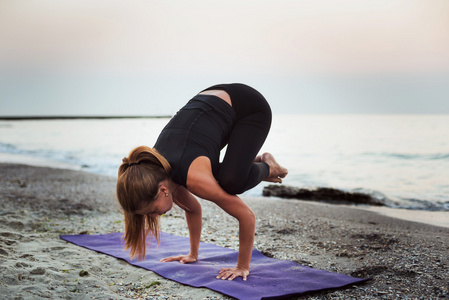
[216, 266, 250, 281]
[160, 253, 197, 264]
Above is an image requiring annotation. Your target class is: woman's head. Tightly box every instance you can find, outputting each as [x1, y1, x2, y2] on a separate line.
[116, 145, 171, 260]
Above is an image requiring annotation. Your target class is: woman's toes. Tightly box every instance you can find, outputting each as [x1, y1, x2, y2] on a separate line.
[261, 153, 288, 182]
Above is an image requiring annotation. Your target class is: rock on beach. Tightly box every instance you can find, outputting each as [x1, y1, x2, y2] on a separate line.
[263, 185, 385, 206]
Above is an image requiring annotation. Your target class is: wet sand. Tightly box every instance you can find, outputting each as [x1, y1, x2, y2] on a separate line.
[1, 163, 448, 299]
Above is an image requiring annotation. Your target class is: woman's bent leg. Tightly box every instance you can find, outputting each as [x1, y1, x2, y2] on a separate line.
[218, 112, 271, 195]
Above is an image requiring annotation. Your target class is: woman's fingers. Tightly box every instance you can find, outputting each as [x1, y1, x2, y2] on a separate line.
[160, 254, 197, 264]
[216, 267, 249, 281]
[160, 255, 181, 262]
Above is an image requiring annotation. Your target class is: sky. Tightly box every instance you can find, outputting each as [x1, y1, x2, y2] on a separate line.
[1, 0, 448, 116]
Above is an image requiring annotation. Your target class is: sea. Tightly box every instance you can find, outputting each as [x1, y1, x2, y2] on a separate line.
[1, 114, 448, 211]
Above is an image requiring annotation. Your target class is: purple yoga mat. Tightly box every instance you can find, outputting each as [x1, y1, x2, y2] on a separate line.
[60, 232, 369, 300]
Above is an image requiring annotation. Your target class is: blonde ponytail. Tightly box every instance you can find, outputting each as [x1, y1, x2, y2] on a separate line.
[116, 145, 172, 260]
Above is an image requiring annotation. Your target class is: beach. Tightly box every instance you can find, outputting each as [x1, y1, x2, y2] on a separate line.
[1, 163, 448, 299]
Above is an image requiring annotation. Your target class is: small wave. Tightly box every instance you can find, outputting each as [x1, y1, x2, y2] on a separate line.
[0, 142, 19, 153]
[0, 142, 120, 178]
[0, 143, 83, 169]
[345, 188, 449, 211]
[362, 152, 449, 160]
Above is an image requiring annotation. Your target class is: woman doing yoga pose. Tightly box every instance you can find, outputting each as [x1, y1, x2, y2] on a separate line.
[116, 83, 288, 281]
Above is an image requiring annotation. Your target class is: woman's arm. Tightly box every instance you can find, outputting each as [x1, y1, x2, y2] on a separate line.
[187, 156, 256, 281]
[179, 187, 202, 259]
[161, 186, 202, 263]
[213, 194, 255, 281]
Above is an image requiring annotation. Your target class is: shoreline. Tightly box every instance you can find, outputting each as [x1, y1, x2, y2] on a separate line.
[0, 152, 83, 171]
[1, 162, 448, 299]
[355, 205, 449, 228]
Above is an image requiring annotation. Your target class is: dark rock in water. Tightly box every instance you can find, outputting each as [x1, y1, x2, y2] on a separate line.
[263, 185, 385, 206]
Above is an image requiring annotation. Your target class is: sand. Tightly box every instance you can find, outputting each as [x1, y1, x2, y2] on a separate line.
[1, 163, 448, 299]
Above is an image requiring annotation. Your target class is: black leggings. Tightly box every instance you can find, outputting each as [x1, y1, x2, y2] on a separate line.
[204, 84, 272, 195]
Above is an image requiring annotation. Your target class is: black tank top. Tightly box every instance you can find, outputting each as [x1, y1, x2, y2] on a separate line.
[154, 94, 236, 187]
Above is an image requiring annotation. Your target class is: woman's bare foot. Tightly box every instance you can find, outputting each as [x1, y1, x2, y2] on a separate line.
[261, 153, 288, 183]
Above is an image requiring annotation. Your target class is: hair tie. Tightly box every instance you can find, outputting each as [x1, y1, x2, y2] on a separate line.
[128, 162, 140, 167]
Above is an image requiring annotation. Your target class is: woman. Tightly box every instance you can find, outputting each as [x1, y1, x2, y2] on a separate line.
[116, 83, 287, 281]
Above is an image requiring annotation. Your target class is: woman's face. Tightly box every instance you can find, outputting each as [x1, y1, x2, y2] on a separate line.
[135, 191, 173, 218]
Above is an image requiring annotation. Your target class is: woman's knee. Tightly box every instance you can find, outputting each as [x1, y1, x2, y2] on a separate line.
[218, 175, 247, 195]
[254, 101, 272, 131]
